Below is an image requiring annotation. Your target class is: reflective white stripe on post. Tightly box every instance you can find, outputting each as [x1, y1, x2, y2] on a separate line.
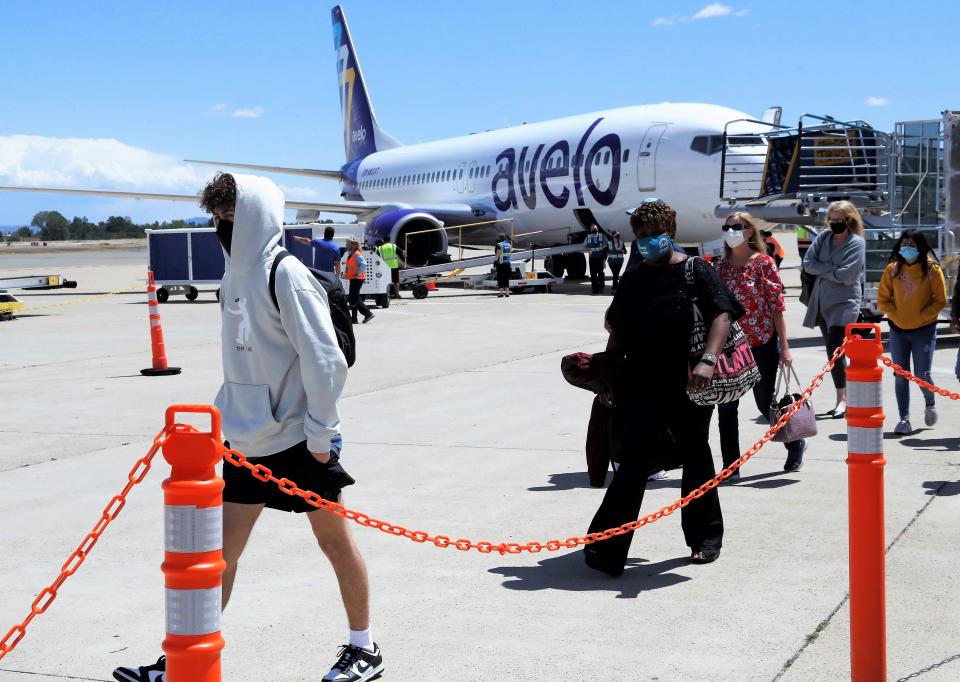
[847, 381, 882, 409]
[165, 505, 223, 553]
[849, 427, 883, 454]
[165, 587, 221, 636]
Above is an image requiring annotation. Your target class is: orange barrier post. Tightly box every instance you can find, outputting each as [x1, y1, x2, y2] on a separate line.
[161, 406, 225, 682]
[141, 270, 182, 376]
[844, 323, 886, 681]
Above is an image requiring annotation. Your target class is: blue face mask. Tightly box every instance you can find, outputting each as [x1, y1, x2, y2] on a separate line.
[636, 234, 673, 261]
[899, 246, 919, 263]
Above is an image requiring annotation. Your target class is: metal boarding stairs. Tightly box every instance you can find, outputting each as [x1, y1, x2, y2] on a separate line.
[718, 114, 892, 223]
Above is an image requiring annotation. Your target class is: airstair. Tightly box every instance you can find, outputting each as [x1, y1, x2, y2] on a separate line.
[719, 114, 891, 223]
[717, 110, 960, 321]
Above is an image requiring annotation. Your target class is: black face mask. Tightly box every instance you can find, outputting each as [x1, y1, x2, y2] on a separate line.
[216, 220, 234, 254]
[829, 220, 848, 235]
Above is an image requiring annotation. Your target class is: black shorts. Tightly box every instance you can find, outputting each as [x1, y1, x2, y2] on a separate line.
[496, 263, 512, 288]
[223, 438, 355, 513]
[390, 268, 400, 285]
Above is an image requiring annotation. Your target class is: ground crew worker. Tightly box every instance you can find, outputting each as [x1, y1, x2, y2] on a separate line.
[494, 233, 512, 297]
[585, 224, 608, 294]
[761, 228, 785, 268]
[375, 237, 404, 298]
[607, 230, 626, 292]
[293, 225, 342, 276]
[345, 238, 375, 324]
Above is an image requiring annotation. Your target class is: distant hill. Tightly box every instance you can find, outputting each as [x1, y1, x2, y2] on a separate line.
[0, 225, 32, 236]
[186, 217, 211, 226]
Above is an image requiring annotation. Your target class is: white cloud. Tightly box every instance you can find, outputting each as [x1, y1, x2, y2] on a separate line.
[0, 133, 337, 222]
[205, 103, 264, 118]
[865, 96, 889, 107]
[231, 107, 264, 119]
[654, 4, 748, 26]
[0, 134, 205, 192]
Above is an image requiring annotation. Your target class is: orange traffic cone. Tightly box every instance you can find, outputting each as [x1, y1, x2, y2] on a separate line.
[426, 280, 437, 291]
[141, 270, 182, 376]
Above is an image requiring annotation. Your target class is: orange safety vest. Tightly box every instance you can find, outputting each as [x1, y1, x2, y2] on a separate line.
[345, 252, 366, 281]
[766, 236, 785, 260]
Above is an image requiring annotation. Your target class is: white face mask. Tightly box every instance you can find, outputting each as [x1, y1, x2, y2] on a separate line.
[723, 229, 745, 248]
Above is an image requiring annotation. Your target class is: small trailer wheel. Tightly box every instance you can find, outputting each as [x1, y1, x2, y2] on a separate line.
[156, 287, 170, 303]
[185, 286, 199, 301]
[412, 283, 429, 299]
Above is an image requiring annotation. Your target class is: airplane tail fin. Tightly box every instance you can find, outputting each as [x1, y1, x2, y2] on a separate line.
[332, 5, 401, 164]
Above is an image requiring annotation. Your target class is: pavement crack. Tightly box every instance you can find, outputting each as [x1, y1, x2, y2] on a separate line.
[0, 668, 111, 681]
[773, 476, 957, 680]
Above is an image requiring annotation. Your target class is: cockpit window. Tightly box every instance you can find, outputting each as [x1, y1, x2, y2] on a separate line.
[690, 135, 724, 156]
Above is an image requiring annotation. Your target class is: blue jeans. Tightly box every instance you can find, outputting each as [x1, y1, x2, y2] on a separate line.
[889, 325, 936, 420]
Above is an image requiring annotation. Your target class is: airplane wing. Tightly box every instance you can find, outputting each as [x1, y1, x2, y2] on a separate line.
[0, 185, 478, 220]
[185, 160, 343, 180]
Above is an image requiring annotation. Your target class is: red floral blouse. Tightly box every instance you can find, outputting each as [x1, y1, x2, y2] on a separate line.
[714, 253, 786, 348]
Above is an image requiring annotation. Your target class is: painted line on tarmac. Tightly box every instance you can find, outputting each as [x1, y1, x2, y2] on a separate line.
[0, 668, 110, 681]
[774, 479, 958, 679]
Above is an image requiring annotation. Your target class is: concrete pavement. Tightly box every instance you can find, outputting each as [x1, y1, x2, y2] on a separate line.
[1, 237, 958, 681]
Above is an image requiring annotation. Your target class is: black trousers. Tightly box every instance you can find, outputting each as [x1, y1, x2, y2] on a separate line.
[818, 322, 848, 389]
[717, 337, 802, 469]
[589, 256, 606, 292]
[348, 278, 371, 321]
[586, 389, 723, 573]
[609, 259, 623, 290]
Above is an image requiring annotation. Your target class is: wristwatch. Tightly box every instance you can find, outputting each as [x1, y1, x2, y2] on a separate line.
[701, 353, 718, 367]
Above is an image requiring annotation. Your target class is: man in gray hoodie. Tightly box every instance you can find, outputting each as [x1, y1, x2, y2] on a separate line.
[113, 173, 383, 682]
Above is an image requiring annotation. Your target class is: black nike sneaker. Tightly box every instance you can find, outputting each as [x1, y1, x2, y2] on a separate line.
[113, 655, 165, 682]
[323, 643, 384, 682]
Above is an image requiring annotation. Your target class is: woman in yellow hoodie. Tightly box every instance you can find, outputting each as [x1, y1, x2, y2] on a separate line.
[877, 229, 947, 434]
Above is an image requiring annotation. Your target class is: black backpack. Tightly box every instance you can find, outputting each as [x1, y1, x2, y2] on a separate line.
[269, 250, 356, 367]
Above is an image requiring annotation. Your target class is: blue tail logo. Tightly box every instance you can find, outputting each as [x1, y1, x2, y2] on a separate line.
[332, 6, 378, 163]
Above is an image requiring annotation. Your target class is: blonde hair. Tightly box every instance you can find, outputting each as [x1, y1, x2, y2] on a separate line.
[825, 200, 864, 236]
[722, 211, 766, 259]
[346, 238, 361, 250]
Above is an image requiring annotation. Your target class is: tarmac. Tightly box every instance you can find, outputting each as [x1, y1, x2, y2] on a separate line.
[1, 235, 958, 681]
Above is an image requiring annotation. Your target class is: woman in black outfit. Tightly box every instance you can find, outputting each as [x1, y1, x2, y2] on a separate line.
[585, 200, 744, 576]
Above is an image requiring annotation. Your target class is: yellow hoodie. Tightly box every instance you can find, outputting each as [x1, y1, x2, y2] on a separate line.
[877, 258, 946, 330]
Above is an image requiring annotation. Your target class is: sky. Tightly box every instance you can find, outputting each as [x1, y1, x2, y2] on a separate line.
[0, 0, 956, 227]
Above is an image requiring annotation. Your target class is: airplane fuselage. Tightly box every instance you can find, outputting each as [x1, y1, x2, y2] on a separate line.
[345, 102, 756, 248]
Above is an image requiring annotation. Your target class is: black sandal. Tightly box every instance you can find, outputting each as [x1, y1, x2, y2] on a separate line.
[690, 548, 721, 564]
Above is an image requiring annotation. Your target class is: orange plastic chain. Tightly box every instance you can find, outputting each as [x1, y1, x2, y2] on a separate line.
[880, 355, 960, 400]
[0, 427, 171, 662]
[224, 341, 850, 555]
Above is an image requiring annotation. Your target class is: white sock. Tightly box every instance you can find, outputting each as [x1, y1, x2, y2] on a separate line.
[349, 628, 374, 651]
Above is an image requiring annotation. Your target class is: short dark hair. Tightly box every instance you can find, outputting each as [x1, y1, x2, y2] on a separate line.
[323, 226, 335, 240]
[629, 200, 676, 235]
[375, 239, 384, 246]
[199, 173, 236, 214]
[498, 233, 507, 241]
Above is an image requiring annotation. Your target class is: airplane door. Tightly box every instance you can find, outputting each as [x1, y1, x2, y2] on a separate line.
[457, 162, 467, 193]
[467, 161, 478, 193]
[636, 124, 668, 191]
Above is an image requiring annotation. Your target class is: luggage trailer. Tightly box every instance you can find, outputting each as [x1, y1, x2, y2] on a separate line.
[0, 274, 77, 321]
[145, 223, 392, 307]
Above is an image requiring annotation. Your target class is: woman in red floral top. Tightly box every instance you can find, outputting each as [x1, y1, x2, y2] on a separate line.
[715, 212, 805, 473]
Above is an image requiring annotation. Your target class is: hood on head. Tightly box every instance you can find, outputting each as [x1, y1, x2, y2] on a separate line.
[223, 174, 285, 270]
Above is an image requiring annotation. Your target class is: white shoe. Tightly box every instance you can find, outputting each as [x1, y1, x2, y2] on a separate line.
[893, 419, 912, 435]
[647, 470, 669, 481]
[924, 405, 938, 427]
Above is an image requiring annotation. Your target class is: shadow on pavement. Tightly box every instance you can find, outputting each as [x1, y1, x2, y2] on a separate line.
[489, 551, 691, 598]
[527, 471, 680, 492]
[896, 651, 960, 681]
[922, 480, 960, 497]
[900, 436, 960, 452]
[729, 471, 800, 489]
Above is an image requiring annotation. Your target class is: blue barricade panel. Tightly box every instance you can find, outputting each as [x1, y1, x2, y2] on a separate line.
[191, 231, 225, 281]
[284, 228, 314, 268]
[149, 232, 189, 282]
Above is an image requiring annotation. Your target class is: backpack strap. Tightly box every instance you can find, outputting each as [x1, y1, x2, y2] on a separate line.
[270, 249, 293, 311]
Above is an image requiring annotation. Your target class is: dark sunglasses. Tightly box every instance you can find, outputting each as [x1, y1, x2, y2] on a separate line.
[722, 223, 746, 232]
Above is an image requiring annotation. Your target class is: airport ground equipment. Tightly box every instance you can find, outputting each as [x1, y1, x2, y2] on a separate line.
[144, 223, 394, 307]
[399, 242, 585, 299]
[0, 274, 78, 321]
[716, 110, 960, 321]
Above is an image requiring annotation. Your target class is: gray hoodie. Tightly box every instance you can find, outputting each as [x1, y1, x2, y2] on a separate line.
[214, 174, 347, 458]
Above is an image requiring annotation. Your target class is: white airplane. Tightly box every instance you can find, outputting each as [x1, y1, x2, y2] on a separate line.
[1, 5, 769, 274]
